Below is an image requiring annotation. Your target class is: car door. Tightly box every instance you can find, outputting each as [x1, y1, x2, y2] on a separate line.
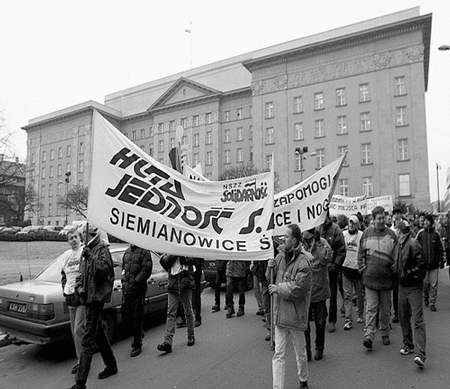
[145, 252, 168, 313]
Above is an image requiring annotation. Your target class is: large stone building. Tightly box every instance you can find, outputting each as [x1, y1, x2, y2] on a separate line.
[0, 155, 26, 225]
[23, 8, 432, 226]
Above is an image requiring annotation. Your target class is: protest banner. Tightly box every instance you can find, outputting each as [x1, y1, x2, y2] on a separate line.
[329, 194, 394, 216]
[87, 111, 274, 261]
[184, 164, 206, 181]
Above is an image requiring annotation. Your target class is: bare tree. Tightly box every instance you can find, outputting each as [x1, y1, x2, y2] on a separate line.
[24, 185, 42, 215]
[57, 185, 88, 218]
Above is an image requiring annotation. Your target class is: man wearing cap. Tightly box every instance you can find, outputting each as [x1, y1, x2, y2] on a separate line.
[69, 227, 117, 389]
[396, 218, 427, 368]
[342, 215, 364, 330]
[416, 214, 444, 311]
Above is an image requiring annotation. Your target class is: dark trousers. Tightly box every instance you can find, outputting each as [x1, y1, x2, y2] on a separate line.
[180, 270, 202, 322]
[76, 302, 117, 386]
[305, 300, 328, 352]
[214, 266, 227, 306]
[122, 293, 145, 349]
[393, 280, 399, 317]
[225, 276, 246, 309]
[328, 268, 343, 324]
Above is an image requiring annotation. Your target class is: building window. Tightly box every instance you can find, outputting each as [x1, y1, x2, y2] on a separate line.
[362, 177, 373, 197]
[149, 146, 153, 156]
[236, 108, 242, 120]
[265, 127, 275, 144]
[336, 88, 346, 106]
[58, 147, 62, 159]
[205, 112, 212, 124]
[316, 149, 325, 169]
[249, 147, 253, 162]
[265, 155, 273, 171]
[49, 166, 54, 178]
[225, 150, 231, 164]
[48, 202, 53, 217]
[57, 164, 62, 176]
[360, 112, 372, 132]
[237, 148, 244, 163]
[193, 115, 199, 127]
[314, 119, 325, 138]
[205, 131, 212, 145]
[236, 127, 243, 141]
[66, 145, 71, 157]
[193, 133, 199, 147]
[294, 123, 304, 141]
[394, 76, 407, 96]
[338, 145, 349, 166]
[337, 116, 348, 135]
[399, 174, 411, 196]
[206, 151, 213, 165]
[398, 138, 409, 161]
[31, 152, 35, 164]
[57, 182, 62, 194]
[361, 143, 371, 165]
[158, 140, 164, 153]
[339, 179, 349, 196]
[167, 121, 173, 132]
[48, 183, 53, 197]
[132, 130, 137, 140]
[224, 111, 230, 122]
[314, 92, 324, 110]
[42, 150, 47, 162]
[157, 123, 163, 133]
[41, 167, 46, 179]
[66, 162, 71, 174]
[294, 96, 303, 113]
[249, 125, 253, 140]
[265, 102, 274, 119]
[78, 161, 84, 174]
[170, 137, 175, 149]
[193, 153, 199, 166]
[182, 135, 187, 146]
[139, 128, 144, 138]
[50, 149, 55, 161]
[224, 129, 231, 143]
[359, 83, 370, 102]
[396, 106, 407, 126]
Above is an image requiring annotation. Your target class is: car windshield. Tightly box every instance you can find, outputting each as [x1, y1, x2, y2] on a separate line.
[35, 252, 67, 283]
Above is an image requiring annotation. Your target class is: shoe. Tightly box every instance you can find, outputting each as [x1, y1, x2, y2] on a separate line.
[299, 381, 309, 388]
[187, 336, 195, 346]
[357, 316, 364, 324]
[66, 384, 85, 389]
[315, 349, 323, 360]
[226, 309, 234, 319]
[400, 346, 414, 355]
[327, 322, 336, 333]
[71, 363, 79, 375]
[97, 365, 118, 380]
[176, 321, 186, 328]
[256, 309, 265, 316]
[211, 305, 220, 313]
[265, 333, 271, 342]
[424, 298, 429, 307]
[414, 356, 425, 368]
[130, 346, 142, 358]
[306, 348, 312, 362]
[363, 337, 373, 350]
[382, 336, 390, 346]
[195, 319, 202, 327]
[343, 321, 352, 331]
[430, 305, 436, 312]
[392, 315, 399, 323]
[236, 307, 245, 317]
[340, 306, 345, 317]
[157, 342, 172, 353]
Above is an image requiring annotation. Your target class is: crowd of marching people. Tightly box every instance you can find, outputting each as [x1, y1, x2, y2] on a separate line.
[58, 207, 450, 389]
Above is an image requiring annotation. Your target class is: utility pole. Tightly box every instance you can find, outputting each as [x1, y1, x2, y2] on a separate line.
[65, 171, 71, 225]
[437, 163, 441, 213]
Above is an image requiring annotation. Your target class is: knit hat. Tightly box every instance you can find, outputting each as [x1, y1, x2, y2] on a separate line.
[349, 215, 359, 224]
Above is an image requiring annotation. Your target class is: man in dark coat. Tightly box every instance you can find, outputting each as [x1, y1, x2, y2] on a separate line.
[69, 227, 117, 389]
[319, 212, 346, 333]
[121, 244, 153, 357]
[225, 260, 249, 318]
[212, 260, 227, 312]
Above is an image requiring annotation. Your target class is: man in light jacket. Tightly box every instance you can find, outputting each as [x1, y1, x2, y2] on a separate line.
[268, 224, 312, 389]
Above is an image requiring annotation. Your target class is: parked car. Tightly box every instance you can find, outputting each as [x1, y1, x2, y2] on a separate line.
[204, 260, 253, 290]
[0, 226, 22, 234]
[16, 225, 45, 235]
[0, 244, 206, 345]
[42, 226, 63, 232]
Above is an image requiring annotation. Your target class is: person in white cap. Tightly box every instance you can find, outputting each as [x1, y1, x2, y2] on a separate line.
[342, 215, 364, 330]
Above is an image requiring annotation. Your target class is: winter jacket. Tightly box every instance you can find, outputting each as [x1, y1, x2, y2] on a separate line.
[319, 220, 346, 267]
[78, 235, 114, 304]
[396, 233, 426, 287]
[160, 255, 195, 294]
[342, 230, 363, 270]
[61, 246, 84, 307]
[226, 260, 249, 278]
[121, 245, 153, 296]
[357, 226, 398, 290]
[269, 245, 312, 331]
[304, 237, 331, 303]
[416, 227, 444, 270]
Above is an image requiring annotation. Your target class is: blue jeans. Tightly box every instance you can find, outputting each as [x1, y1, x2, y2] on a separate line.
[164, 290, 194, 344]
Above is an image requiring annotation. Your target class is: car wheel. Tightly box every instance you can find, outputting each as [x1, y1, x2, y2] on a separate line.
[102, 311, 116, 343]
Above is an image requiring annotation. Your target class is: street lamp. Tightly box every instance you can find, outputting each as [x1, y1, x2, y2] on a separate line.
[295, 146, 316, 181]
[64, 171, 71, 225]
[436, 163, 442, 213]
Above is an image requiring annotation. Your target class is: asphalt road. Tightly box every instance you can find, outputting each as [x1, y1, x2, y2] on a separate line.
[1, 271, 450, 389]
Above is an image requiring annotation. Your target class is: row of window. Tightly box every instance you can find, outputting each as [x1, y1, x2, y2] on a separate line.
[32, 143, 85, 164]
[40, 161, 83, 179]
[338, 173, 411, 198]
[265, 76, 407, 118]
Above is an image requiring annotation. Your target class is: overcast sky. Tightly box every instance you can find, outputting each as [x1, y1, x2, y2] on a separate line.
[1, 0, 449, 201]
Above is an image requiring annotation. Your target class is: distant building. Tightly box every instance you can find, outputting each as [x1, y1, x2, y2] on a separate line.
[22, 7, 432, 225]
[442, 168, 450, 213]
[0, 154, 26, 225]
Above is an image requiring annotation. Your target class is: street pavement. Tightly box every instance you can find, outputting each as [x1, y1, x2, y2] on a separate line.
[1, 269, 450, 389]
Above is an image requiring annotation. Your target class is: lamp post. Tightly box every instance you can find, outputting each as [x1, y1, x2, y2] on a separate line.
[64, 171, 71, 225]
[437, 163, 441, 213]
[295, 146, 316, 181]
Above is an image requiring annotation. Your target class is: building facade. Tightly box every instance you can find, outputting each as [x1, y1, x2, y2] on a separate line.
[23, 8, 432, 226]
[0, 155, 26, 225]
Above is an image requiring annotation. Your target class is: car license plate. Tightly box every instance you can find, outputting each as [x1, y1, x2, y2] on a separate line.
[8, 302, 27, 313]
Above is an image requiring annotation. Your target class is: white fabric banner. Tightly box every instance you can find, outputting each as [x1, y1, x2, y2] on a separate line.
[329, 194, 394, 216]
[184, 164, 206, 181]
[87, 111, 274, 261]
